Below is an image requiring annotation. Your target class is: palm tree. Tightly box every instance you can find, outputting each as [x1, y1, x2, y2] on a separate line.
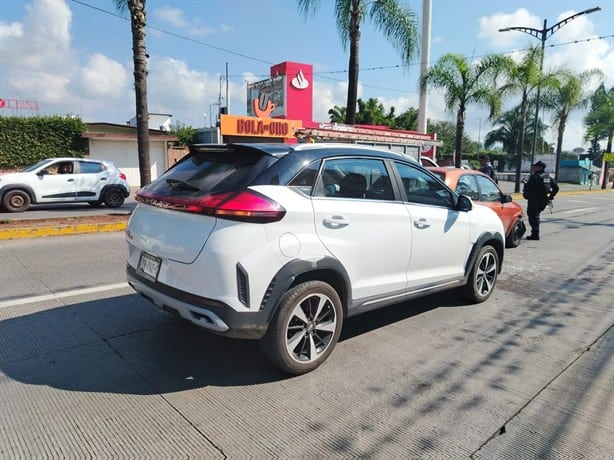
[584, 84, 614, 188]
[485, 105, 549, 156]
[542, 69, 603, 180]
[484, 108, 522, 155]
[420, 53, 511, 168]
[328, 105, 346, 124]
[356, 97, 395, 126]
[393, 106, 418, 130]
[298, 0, 419, 125]
[497, 46, 544, 192]
[113, 0, 151, 187]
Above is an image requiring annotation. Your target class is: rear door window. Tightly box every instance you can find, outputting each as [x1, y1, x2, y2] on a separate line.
[146, 148, 276, 196]
[77, 161, 104, 174]
[313, 158, 393, 200]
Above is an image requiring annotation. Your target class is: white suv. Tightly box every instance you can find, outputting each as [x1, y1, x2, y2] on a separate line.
[126, 143, 505, 374]
[0, 157, 130, 212]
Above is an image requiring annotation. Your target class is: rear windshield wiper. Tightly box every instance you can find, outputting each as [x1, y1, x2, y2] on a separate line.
[166, 178, 200, 191]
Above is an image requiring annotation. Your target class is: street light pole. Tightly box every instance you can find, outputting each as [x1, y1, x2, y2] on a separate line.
[499, 7, 601, 177]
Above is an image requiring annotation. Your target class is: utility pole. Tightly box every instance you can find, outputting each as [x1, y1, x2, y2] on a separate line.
[417, 0, 432, 134]
[225, 62, 230, 115]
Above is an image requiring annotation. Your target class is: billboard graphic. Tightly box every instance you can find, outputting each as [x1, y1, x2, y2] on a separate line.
[247, 76, 286, 118]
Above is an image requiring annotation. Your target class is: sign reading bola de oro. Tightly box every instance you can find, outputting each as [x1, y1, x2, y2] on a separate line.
[220, 114, 302, 139]
[219, 73, 302, 140]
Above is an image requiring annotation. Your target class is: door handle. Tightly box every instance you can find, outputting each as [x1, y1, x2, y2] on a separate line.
[413, 218, 430, 229]
[67, 178, 75, 182]
[323, 215, 350, 228]
[100, 177, 107, 181]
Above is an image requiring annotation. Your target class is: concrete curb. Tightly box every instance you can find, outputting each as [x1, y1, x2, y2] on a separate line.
[0, 222, 127, 240]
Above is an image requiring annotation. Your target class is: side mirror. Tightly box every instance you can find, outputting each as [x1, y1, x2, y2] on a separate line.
[501, 194, 513, 203]
[37, 169, 49, 176]
[457, 194, 473, 212]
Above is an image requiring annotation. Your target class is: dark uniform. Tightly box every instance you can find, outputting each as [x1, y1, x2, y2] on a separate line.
[523, 161, 559, 240]
[478, 155, 497, 182]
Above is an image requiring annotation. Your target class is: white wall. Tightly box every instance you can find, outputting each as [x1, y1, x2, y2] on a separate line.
[88, 139, 167, 187]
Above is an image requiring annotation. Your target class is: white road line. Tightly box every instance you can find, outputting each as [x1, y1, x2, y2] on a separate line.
[0, 282, 130, 309]
[559, 206, 599, 214]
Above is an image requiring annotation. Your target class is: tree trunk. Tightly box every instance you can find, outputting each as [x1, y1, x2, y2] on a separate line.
[514, 91, 528, 194]
[554, 115, 566, 182]
[602, 131, 613, 189]
[454, 107, 465, 168]
[129, 0, 151, 187]
[345, 2, 360, 125]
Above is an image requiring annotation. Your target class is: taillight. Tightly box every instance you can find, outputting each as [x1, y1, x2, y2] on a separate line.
[135, 189, 286, 223]
[119, 172, 127, 180]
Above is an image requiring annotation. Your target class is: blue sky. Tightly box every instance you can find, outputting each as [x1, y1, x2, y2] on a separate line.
[1, 0, 612, 150]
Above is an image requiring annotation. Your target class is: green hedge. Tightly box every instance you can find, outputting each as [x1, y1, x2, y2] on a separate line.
[0, 116, 87, 168]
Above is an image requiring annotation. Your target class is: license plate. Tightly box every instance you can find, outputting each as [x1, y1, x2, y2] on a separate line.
[137, 252, 161, 282]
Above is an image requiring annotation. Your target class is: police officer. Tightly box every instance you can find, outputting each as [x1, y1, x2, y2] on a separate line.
[523, 161, 559, 240]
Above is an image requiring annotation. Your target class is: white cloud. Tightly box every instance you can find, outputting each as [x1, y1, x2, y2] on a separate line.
[8, 72, 71, 104]
[0, 21, 23, 41]
[312, 80, 347, 122]
[189, 24, 215, 37]
[71, 53, 129, 99]
[479, 8, 540, 49]
[0, 0, 73, 70]
[154, 6, 187, 28]
[153, 7, 218, 37]
[145, 57, 232, 127]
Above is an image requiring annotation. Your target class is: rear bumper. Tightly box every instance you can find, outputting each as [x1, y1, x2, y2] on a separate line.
[127, 265, 269, 339]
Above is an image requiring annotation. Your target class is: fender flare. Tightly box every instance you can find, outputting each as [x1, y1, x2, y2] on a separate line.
[100, 184, 130, 198]
[464, 231, 505, 278]
[258, 256, 351, 324]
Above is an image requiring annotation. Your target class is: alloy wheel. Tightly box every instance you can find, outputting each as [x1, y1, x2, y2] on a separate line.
[474, 251, 497, 296]
[285, 293, 338, 364]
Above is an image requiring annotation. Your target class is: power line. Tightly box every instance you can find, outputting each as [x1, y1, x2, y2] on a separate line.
[70, 0, 275, 65]
[70, 1, 611, 95]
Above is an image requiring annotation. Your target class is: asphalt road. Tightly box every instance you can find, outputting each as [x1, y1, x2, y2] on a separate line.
[0, 192, 612, 458]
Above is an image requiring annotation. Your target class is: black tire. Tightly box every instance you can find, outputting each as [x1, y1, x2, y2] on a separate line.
[505, 219, 525, 248]
[88, 200, 103, 207]
[2, 190, 31, 212]
[462, 245, 499, 303]
[103, 188, 125, 208]
[260, 281, 343, 375]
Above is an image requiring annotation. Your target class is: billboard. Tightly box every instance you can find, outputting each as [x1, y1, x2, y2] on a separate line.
[246, 76, 286, 118]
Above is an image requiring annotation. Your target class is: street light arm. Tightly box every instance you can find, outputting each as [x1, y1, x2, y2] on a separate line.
[498, 26, 542, 40]
[546, 7, 601, 39]
[499, 7, 601, 41]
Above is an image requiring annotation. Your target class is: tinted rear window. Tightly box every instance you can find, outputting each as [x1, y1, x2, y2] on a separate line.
[145, 149, 277, 196]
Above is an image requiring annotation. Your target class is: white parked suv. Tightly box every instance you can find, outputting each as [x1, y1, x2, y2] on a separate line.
[126, 143, 505, 374]
[0, 157, 130, 212]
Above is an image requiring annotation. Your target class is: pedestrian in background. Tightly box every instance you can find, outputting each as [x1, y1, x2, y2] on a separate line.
[523, 161, 559, 241]
[478, 155, 497, 182]
[588, 171, 595, 190]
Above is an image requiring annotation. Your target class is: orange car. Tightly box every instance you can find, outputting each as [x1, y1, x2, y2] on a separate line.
[428, 167, 526, 248]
